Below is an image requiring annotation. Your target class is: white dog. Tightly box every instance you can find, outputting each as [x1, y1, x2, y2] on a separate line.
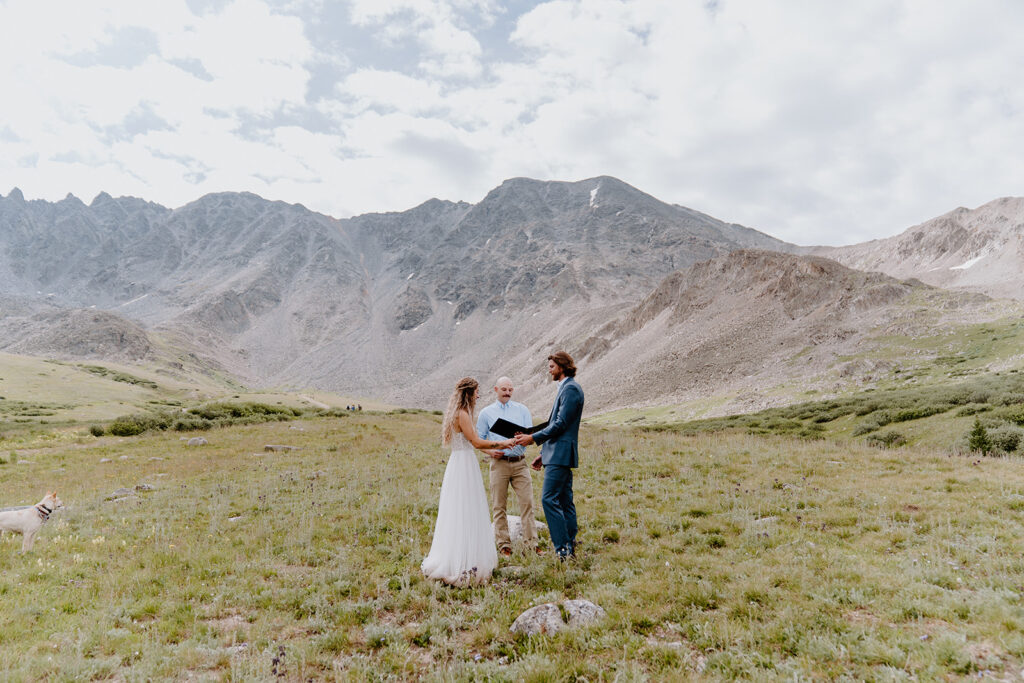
[0, 491, 63, 551]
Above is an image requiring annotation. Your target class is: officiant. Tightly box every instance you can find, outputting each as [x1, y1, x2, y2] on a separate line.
[476, 376, 539, 556]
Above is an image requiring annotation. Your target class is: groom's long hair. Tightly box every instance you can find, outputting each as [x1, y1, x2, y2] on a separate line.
[441, 377, 479, 445]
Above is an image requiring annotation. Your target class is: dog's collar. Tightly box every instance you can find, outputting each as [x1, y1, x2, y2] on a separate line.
[35, 504, 52, 521]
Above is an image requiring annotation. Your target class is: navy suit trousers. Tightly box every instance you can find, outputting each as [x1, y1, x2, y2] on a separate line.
[542, 464, 577, 556]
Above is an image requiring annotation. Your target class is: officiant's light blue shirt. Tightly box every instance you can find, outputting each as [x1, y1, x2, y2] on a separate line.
[477, 400, 532, 458]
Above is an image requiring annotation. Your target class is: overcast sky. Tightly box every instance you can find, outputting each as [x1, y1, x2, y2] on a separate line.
[1, 0, 1022, 246]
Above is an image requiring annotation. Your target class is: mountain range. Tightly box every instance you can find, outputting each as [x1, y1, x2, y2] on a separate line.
[1, 178, 1021, 414]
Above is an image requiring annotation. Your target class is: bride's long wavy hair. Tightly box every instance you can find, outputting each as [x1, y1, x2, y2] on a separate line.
[441, 377, 478, 445]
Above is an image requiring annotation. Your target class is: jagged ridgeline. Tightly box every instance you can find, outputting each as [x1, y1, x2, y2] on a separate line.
[0, 178, 796, 407]
[1, 181, 1022, 420]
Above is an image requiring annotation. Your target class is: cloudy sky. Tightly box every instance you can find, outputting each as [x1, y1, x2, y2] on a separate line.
[1, 0, 1022, 245]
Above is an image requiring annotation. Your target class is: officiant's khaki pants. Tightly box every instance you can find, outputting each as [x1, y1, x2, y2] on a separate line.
[490, 458, 536, 551]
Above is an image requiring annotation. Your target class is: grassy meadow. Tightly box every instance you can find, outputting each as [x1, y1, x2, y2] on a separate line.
[2, 409, 1024, 680]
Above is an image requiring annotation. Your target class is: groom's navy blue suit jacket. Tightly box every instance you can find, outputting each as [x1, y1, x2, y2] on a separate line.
[532, 377, 584, 468]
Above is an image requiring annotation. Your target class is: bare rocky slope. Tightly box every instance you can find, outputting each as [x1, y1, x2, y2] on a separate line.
[531, 250, 997, 415]
[0, 177, 798, 407]
[810, 197, 1024, 300]
[4, 179, 1020, 415]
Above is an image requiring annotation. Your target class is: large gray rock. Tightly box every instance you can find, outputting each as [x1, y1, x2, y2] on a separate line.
[186, 437, 208, 447]
[510, 599, 606, 636]
[510, 604, 565, 636]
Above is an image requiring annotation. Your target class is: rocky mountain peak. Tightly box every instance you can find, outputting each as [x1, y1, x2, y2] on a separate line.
[813, 196, 1024, 299]
[90, 191, 114, 206]
[5, 187, 25, 202]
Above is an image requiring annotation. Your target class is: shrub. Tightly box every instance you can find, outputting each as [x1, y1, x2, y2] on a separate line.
[967, 418, 992, 456]
[892, 406, 947, 423]
[866, 431, 907, 448]
[871, 410, 894, 427]
[996, 405, 1024, 426]
[88, 424, 105, 437]
[988, 425, 1023, 453]
[956, 404, 989, 417]
[852, 422, 878, 436]
[106, 402, 306, 437]
[108, 414, 163, 436]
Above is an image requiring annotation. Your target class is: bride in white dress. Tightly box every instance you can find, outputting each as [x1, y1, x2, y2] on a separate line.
[422, 377, 515, 587]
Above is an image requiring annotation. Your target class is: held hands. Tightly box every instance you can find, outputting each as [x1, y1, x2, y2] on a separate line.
[513, 433, 535, 447]
[496, 438, 516, 450]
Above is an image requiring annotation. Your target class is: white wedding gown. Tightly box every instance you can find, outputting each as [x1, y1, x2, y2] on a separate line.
[421, 431, 497, 586]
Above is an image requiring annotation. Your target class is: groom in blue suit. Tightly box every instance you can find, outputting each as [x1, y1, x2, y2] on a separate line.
[514, 351, 584, 560]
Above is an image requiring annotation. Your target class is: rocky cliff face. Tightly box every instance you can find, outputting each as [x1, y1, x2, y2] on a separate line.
[810, 197, 1024, 300]
[516, 250, 994, 415]
[0, 177, 796, 402]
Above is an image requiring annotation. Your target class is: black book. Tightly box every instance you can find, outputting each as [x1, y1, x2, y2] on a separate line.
[489, 418, 549, 439]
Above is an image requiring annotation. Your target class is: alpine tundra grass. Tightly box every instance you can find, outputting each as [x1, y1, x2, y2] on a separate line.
[2, 411, 1024, 679]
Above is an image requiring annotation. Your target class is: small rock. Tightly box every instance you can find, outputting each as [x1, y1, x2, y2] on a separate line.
[309, 470, 327, 479]
[135, 484, 155, 492]
[228, 516, 243, 522]
[289, 425, 305, 431]
[264, 444, 298, 452]
[118, 455, 130, 460]
[16, 460, 34, 465]
[149, 457, 165, 461]
[105, 488, 134, 501]
[187, 437, 208, 447]
[99, 458, 112, 463]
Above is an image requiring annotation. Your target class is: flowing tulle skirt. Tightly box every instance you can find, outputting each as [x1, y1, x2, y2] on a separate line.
[421, 448, 497, 586]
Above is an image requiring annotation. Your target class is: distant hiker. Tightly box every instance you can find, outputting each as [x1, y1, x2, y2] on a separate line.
[515, 351, 584, 560]
[477, 376, 538, 556]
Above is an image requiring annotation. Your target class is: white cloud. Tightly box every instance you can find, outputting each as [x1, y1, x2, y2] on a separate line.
[347, 0, 487, 78]
[3, 0, 1024, 247]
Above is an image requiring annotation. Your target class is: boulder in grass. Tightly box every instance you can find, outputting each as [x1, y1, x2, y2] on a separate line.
[105, 488, 134, 501]
[510, 603, 565, 636]
[264, 444, 298, 452]
[564, 599, 607, 628]
[510, 599, 606, 635]
[187, 437, 208, 447]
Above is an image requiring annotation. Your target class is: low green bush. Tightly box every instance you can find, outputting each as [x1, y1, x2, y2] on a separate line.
[866, 431, 907, 448]
[988, 425, 1023, 453]
[852, 422, 878, 436]
[107, 402, 304, 436]
[996, 405, 1024, 426]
